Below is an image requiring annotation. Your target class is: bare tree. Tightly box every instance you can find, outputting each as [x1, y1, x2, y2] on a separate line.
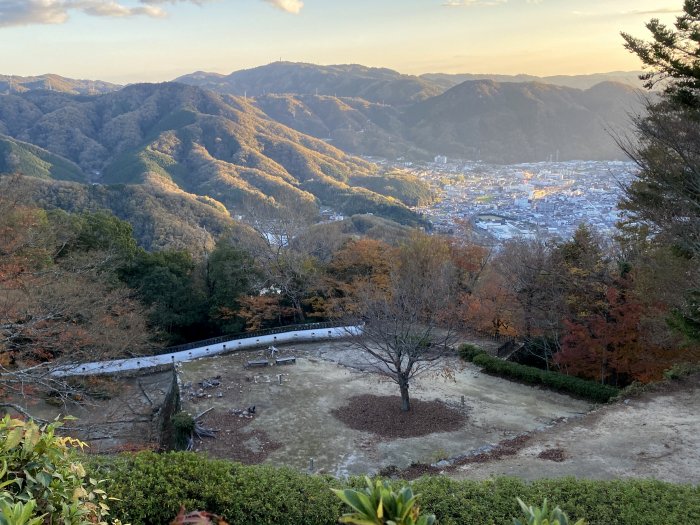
[493, 237, 567, 367]
[239, 195, 319, 323]
[342, 233, 462, 412]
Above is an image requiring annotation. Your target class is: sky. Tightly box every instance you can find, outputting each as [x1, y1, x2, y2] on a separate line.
[0, 0, 683, 83]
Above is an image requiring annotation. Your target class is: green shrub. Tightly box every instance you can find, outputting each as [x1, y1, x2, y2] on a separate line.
[87, 453, 700, 525]
[458, 344, 487, 362]
[470, 353, 619, 402]
[514, 498, 585, 525]
[0, 499, 45, 525]
[88, 452, 345, 525]
[663, 362, 700, 380]
[333, 476, 435, 525]
[171, 411, 195, 450]
[411, 477, 699, 525]
[0, 416, 119, 525]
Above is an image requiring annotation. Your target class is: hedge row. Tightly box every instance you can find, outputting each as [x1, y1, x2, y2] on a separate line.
[87, 452, 700, 525]
[458, 345, 619, 403]
[458, 343, 488, 362]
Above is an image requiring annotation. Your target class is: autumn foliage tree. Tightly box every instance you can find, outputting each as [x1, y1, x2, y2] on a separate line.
[0, 176, 154, 410]
[323, 238, 393, 316]
[239, 194, 321, 325]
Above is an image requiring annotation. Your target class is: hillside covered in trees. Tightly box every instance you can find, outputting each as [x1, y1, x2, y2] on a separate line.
[0, 82, 428, 247]
[177, 62, 644, 163]
[0, 73, 120, 95]
[251, 80, 642, 162]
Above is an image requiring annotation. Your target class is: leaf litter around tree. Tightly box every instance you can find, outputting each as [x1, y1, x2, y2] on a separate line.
[332, 394, 466, 438]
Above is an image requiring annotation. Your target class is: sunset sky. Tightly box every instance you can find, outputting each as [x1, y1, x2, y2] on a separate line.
[0, 0, 682, 83]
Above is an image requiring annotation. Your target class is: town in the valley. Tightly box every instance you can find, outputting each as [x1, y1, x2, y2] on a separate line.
[376, 157, 635, 242]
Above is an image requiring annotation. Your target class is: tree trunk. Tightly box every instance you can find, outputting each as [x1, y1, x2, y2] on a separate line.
[399, 379, 411, 412]
[292, 297, 305, 323]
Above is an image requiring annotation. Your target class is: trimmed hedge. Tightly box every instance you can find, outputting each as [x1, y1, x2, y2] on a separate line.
[87, 452, 700, 525]
[88, 452, 345, 525]
[458, 343, 487, 362]
[457, 344, 619, 403]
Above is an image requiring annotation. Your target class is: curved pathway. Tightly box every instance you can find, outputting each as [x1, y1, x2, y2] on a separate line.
[50, 325, 362, 377]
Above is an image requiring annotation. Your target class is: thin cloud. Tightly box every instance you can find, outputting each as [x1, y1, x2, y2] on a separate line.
[572, 6, 683, 19]
[263, 0, 303, 14]
[74, 1, 165, 18]
[622, 7, 683, 16]
[0, 0, 166, 27]
[0, 0, 303, 28]
[139, 0, 215, 5]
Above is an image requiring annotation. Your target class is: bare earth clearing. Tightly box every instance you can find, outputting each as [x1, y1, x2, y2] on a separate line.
[179, 341, 591, 476]
[180, 342, 700, 483]
[7, 372, 175, 452]
[450, 374, 700, 483]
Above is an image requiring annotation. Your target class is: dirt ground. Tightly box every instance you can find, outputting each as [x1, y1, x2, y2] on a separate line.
[449, 375, 700, 484]
[179, 341, 591, 476]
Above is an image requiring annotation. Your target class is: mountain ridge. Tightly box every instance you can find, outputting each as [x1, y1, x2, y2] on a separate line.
[0, 74, 120, 95]
[174, 61, 645, 104]
[400, 79, 642, 162]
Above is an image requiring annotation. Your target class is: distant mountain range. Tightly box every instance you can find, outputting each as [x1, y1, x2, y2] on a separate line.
[175, 62, 645, 163]
[245, 82, 643, 163]
[401, 80, 643, 163]
[0, 74, 120, 95]
[420, 71, 644, 92]
[175, 62, 645, 106]
[175, 62, 442, 106]
[0, 62, 648, 250]
[3, 64, 646, 163]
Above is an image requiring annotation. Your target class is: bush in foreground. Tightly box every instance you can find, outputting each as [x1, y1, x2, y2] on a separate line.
[88, 452, 699, 525]
[0, 416, 119, 525]
[333, 476, 435, 525]
[513, 498, 585, 525]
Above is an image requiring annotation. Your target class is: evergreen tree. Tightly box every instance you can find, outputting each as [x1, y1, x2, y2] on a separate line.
[620, 1, 700, 341]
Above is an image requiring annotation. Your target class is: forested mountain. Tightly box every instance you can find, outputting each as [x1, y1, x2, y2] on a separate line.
[175, 62, 643, 162]
[247, 80, 643, 163]
[420, 71, 645, 91]
[0, 82, 425, 250]
[252, 93, 427, 159]
[175, 62, 442, 105]
[11, 175, 244, 254]
[0, 135, 85, 181]
[0, 64, 644, 170]
[0, 64, 646, 250]
[175, 62, 644, 104]
[0, 74, 119, 95]
[401, 80, 643, 162]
